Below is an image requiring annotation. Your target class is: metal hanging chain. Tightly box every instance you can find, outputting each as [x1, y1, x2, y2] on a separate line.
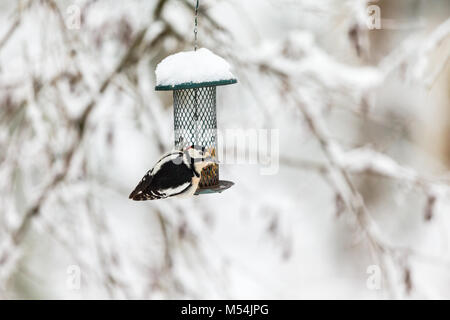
[194, 0, 199, 51]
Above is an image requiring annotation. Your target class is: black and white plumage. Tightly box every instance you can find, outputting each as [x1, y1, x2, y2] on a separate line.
[129, 147, 215, 201]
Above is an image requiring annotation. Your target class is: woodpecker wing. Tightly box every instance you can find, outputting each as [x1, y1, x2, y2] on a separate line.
[129, 151, 194, 201]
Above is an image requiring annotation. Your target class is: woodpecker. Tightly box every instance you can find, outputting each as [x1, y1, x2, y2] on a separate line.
[129, 146, 215, 201]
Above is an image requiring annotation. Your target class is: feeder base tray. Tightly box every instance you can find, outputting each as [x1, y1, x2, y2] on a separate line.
[195, 180, 234, 195]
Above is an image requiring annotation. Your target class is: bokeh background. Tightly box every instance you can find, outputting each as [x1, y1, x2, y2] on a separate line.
[0, 0, 449, 299]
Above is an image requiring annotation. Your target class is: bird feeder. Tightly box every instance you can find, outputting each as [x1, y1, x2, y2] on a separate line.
[155, 48, 237, 195]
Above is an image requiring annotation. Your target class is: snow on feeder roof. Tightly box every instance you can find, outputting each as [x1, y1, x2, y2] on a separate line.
[155, 48, 237, 91]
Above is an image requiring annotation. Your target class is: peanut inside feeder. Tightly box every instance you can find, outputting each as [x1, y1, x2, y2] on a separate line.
[199, 147, 218, 188]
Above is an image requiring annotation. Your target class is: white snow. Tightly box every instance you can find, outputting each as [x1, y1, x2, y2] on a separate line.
[155, 48, 236, 87]
[331, 145, 417, 179]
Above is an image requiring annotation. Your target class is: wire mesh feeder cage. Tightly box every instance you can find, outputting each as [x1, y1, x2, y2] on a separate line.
[155, 49, 237, 195]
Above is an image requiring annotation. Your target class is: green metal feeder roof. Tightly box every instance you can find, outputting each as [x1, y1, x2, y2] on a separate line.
[155, 48, 237, 91]
[155, 78, 237, 91]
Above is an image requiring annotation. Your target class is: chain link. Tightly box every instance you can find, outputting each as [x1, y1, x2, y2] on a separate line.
[194, 0, 199, 51]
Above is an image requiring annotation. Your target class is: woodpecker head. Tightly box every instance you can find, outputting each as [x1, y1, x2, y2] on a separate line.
[184, 145, 217, 173]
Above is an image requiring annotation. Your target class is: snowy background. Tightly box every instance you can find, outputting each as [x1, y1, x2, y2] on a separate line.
[0, 0, 450, 299]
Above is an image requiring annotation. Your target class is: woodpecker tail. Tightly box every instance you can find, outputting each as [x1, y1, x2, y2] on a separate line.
[129, 192, 152, 201]
[129, 173, 153, 200]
